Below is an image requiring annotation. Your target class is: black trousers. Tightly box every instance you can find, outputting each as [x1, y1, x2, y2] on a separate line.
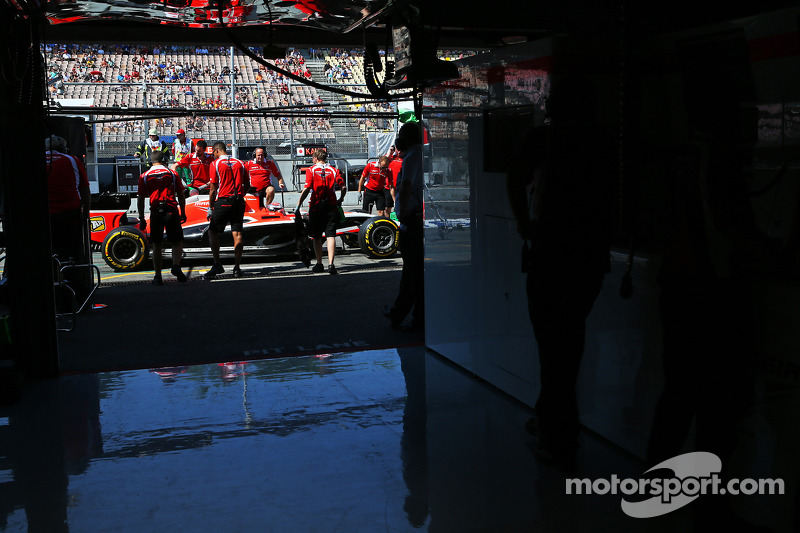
[390, 216, 424, 325]
[50, 209, 87, 312]
[49, 209, 84, 264]
[647, 276, 753, 464]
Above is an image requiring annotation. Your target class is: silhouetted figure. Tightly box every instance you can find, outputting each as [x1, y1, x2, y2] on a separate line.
[398, 346, 430, 527]
[646, 117, 766, 530]
[647, 129, 756, 466]
[385, 122, 425, 331]
[507, 76, 614, 471]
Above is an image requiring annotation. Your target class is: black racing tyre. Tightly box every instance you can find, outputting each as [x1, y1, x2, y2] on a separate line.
[358, 216, 399, 258]
[101, 226, 149, 271]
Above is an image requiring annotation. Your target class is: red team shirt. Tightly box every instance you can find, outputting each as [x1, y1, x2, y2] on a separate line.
[46, 150, 89, 214]
[304, 163, 344, 207]
[210, 155, 248, 198]
[138, 165, 184, 210]
[361, 161, 393, 192]
[387, 156, 403, 187]
[176, 152, 213, 189]
[244, 159, 281, 190]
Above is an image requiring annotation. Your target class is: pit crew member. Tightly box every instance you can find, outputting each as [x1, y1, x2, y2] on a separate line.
[172, 128, 193, 186]
[245, 147, 285, 209]
[357, 155, 393, 217]
[137, 150, 187, 284]
[386, 146, 403, 216]
[207, 141, 249, 278]
[171, 139, 212, 195]
[295, 149, 346, 274]
[45, 135, 90, 265]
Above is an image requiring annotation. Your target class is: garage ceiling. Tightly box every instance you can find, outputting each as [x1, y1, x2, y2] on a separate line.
[4, 0, 798, 48]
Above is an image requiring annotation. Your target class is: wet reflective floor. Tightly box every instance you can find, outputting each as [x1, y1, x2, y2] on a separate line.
[0, 348, 688, 532]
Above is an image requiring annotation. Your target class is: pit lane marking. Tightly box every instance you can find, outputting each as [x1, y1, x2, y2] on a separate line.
[102, 269, 210, 281]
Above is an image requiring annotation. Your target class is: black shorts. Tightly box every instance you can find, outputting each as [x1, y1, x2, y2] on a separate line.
[210, 196, 246, 233]
[384, 189, 394, 208]
[307, 204, 339, 239]
[363, 189, 386, 212]
[248, 185, 275, 196]
[149, 205, 184, 243]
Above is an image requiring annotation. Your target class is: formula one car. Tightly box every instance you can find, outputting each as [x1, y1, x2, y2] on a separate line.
[89, 193, 400, 271]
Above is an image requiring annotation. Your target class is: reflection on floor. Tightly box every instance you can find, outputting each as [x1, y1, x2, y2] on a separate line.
[1, 348, 690, 532]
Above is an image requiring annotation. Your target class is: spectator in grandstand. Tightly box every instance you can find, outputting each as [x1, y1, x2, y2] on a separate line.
[172, 139, 212, 195]
[137, 151, 188, 285]
[207, 141, 249, 278]
[357, 156, 393, 217]
[384, 123, 424, 331]
[295, 149, 346, 275]
[45, 135, 90, 267]
[245, 147, 285, 210]
[134, 128, 171, 167]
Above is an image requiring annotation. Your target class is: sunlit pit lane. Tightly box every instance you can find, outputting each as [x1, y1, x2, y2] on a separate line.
[92, 250, 403, 285]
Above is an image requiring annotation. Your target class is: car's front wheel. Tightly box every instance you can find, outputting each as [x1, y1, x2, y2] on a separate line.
[358, 216, 399, 258]
[101, 226, 149, 271]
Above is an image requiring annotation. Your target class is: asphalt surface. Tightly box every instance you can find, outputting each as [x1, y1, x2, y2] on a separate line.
[57, 250, 422, 373]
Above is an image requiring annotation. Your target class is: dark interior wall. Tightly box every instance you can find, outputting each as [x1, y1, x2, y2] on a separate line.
[622, 27, 762, 255]
[0, 8, 59, 380]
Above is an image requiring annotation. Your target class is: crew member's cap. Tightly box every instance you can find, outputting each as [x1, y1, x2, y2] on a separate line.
[176, 128, 185, 135]
[149, 128, 158, 135]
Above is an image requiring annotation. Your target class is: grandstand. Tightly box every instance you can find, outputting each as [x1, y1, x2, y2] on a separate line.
[45, 45, 404, 157]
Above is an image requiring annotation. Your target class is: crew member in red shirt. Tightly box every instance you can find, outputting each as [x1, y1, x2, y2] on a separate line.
[386, 146, 403, 216]
[137, 150, 187, 284]
[295, 149, 346, 274]
[357, 155, 393, 217]
[171, 139, 212, 195]
[244, 147, 285, 209]
[207, 141, 249, 278]
[45, 135, 90, 264]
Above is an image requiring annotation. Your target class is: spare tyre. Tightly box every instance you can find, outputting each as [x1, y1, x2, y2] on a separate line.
[101, 226, 149, 271]
[358, 216, 400, 258]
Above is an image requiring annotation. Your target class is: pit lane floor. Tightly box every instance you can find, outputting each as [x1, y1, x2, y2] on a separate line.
[57, 250, 418, 373]
[92, 243, 401, 285]
[1, 346, 666, 532]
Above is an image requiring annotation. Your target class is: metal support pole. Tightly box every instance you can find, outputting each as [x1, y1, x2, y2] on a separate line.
[289, 80, 294, 149]
[143, 82, 149, 136]
[230, 46, 238, 158]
